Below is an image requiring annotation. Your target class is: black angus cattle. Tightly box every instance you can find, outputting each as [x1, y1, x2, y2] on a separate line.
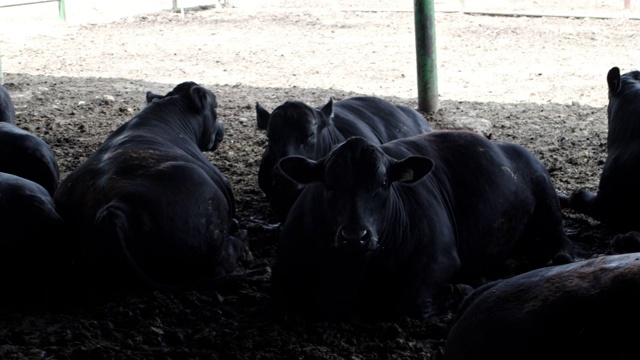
[0, 84, 16, 124]
[560, 66, 640, 230]
[443, 253, 640, 360]
[271, 133, 574, 320]
[54, 81, 249, 292]
[256, 96, 432, 220]
[0, 172, 67, 303]
[0, 122, 60, 196]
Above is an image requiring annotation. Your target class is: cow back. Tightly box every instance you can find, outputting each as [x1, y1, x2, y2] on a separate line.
[381, 132, 570, 278]
[0, 122, 60, 196]
[444, 254, 640, 360]
[325, 96, 432, 148]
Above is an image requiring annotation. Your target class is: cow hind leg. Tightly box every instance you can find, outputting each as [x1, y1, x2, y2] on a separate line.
[516, 196, 575, 272]
[566, 189, 604, 221]
[93, 201, 158, 292]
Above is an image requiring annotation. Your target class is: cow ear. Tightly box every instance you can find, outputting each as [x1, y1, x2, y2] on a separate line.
[317, 97, 335, 130]
[256, 102, 271, 130]
[319, 97, 335, 119]
[189, 86, 217, 111]
[389, 156, 434, 184]
[607, 66, 622, 95]
[146, 91, 163, 104]
[278, 155, 322, 185]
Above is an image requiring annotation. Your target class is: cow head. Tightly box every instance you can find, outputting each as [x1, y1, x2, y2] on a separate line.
[279, 136, 433, 252]
[146, 82, 223, 152]
[256, 99, 334, 218]
[606, 66, 640, 151]
[256, 100, 333, 161]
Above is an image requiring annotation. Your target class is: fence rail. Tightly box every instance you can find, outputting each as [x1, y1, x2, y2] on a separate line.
[0, 0, 65, 20]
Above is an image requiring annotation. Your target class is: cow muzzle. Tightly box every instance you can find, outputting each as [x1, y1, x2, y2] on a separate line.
[334, 225, 379, 251]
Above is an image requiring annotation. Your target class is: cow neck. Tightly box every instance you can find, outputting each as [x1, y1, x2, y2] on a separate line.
[607, 102, 640, 153]
[315, 124, 345, 159]
[381, 189, 410, 246]
[426, 172, 459, 248]
[382, 174, 458, 252]
[138, 101, 204, 148]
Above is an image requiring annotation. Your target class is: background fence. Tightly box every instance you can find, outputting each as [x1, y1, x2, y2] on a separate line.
[0, 0, 65, 19]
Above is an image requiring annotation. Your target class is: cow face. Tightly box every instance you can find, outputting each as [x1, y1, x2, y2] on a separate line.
[257, 100, 331, 161]
[279, 136, 433, 252]
[146, 82, 223, 151]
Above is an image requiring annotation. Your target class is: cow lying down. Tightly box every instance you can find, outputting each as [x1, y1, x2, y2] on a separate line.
[271, 132, 574, 320]
[443, 253, 640, 360]
[54, 81, 250, 292]
[560, 66, 640, 231]
[256, 96, 432, 220]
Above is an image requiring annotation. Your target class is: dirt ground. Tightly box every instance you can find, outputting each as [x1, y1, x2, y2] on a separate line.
[1, 1, 639, 359]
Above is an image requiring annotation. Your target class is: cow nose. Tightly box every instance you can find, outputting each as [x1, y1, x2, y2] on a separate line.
[338, 226, 378, 250]
[341, 228, 368, 241]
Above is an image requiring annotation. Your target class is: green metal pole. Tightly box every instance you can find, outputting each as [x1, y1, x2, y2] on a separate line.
[58, 0, 66, 21]
[414, 0, 438, 112]
[0, 48, 3, 85]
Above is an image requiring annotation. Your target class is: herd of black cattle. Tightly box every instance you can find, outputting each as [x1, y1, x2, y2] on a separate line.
[1, 66, 639, 359]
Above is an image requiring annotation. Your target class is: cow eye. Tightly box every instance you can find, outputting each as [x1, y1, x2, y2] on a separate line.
[300, 133, 314, 144]
[325, 187, 338, 197]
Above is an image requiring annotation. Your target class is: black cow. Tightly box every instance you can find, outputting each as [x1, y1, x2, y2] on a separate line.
[272, 132, 574, 320]
[54, 81, 249, 292]
[560, 67, 640, 230]
[256, 96, 432, 220]
[0, 172, 67, 303]
[0, 84, 16, 124]
[0, 122, 60, 196]
[443, 253, 640, 360]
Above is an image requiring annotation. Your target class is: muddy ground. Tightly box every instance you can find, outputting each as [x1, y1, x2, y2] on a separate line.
[0, 2, 638, 359]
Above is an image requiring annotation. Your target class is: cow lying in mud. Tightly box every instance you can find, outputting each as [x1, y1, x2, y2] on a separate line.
[560, 66, 640, 231]
[54, 81, 250, 292]
[0, 86, 66, 303]
[271, 133, 574, 320]
[443, 253, 640, 360]
[256, 96, 432, 220]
